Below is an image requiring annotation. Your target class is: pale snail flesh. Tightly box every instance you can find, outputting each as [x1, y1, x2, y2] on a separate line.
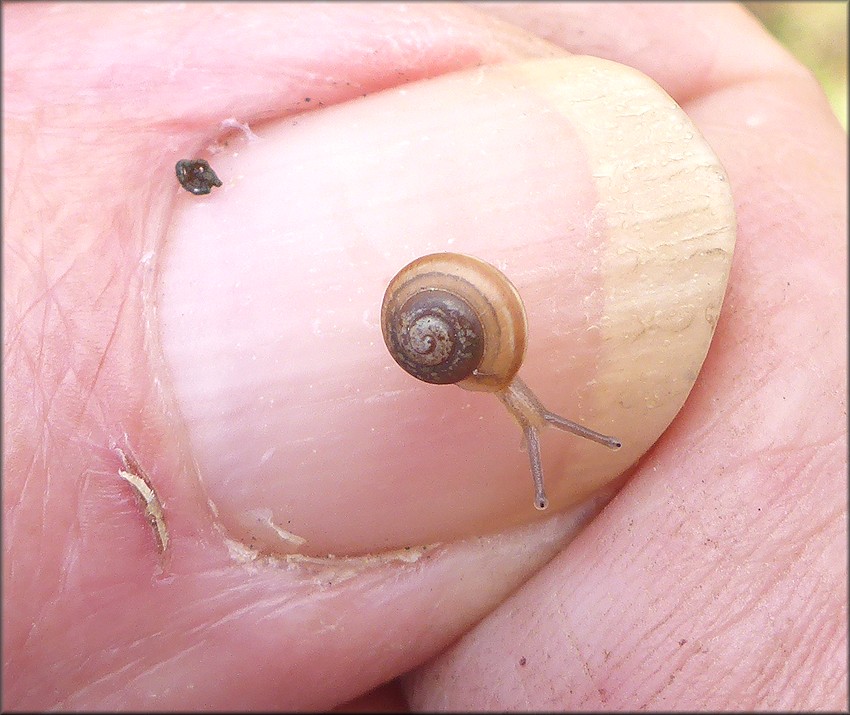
[381, 253, 621, 510]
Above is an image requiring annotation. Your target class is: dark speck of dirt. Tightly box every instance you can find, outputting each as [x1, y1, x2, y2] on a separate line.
[175, 158, 222, 195]
[519, 657, 527, 666]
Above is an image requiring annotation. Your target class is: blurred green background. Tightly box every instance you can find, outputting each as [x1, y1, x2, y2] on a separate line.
[746, 1, 847, 129]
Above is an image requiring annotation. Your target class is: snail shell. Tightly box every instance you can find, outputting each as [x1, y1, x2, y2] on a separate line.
[381, 253, 527, 392]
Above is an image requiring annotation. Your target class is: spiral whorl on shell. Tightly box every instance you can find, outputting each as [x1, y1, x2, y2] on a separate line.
[381, 253, 528, 392]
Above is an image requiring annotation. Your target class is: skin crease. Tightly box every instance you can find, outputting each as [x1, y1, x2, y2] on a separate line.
[3, 2, 846, 712]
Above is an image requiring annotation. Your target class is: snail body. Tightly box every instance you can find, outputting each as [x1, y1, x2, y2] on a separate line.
[381, 252, 621, 510]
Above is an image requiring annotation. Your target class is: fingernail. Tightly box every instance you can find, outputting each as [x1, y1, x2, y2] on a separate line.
[158, 58, 735, 556]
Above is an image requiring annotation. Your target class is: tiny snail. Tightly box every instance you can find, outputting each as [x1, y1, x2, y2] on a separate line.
[381, 253, 621, 510]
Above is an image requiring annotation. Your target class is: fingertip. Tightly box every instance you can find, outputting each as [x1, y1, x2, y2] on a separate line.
[158, 57, 734, 556]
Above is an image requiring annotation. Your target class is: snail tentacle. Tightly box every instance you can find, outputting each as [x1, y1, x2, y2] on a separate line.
[498, 376, 619, 509]
[522, 423, 548, 511]
[542, 410, 622, 450]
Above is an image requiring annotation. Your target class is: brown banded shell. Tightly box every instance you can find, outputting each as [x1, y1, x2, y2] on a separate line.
[381, 253, 528, 392]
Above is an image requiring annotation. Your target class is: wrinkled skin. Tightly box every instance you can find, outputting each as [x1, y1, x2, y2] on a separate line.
[4, 2, 846, 711]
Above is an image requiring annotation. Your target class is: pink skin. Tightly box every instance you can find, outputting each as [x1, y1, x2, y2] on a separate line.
[4, 3, 846, 711]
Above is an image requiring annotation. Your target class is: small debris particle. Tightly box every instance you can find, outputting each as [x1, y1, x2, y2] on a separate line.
[115, 445, 169, 553]
[305, 97, 311, 102]
[175, 158, 222, 195]
[519, 657, 527, 666]
[220, 117, 259, 142]
[678, 639, 687, 646]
